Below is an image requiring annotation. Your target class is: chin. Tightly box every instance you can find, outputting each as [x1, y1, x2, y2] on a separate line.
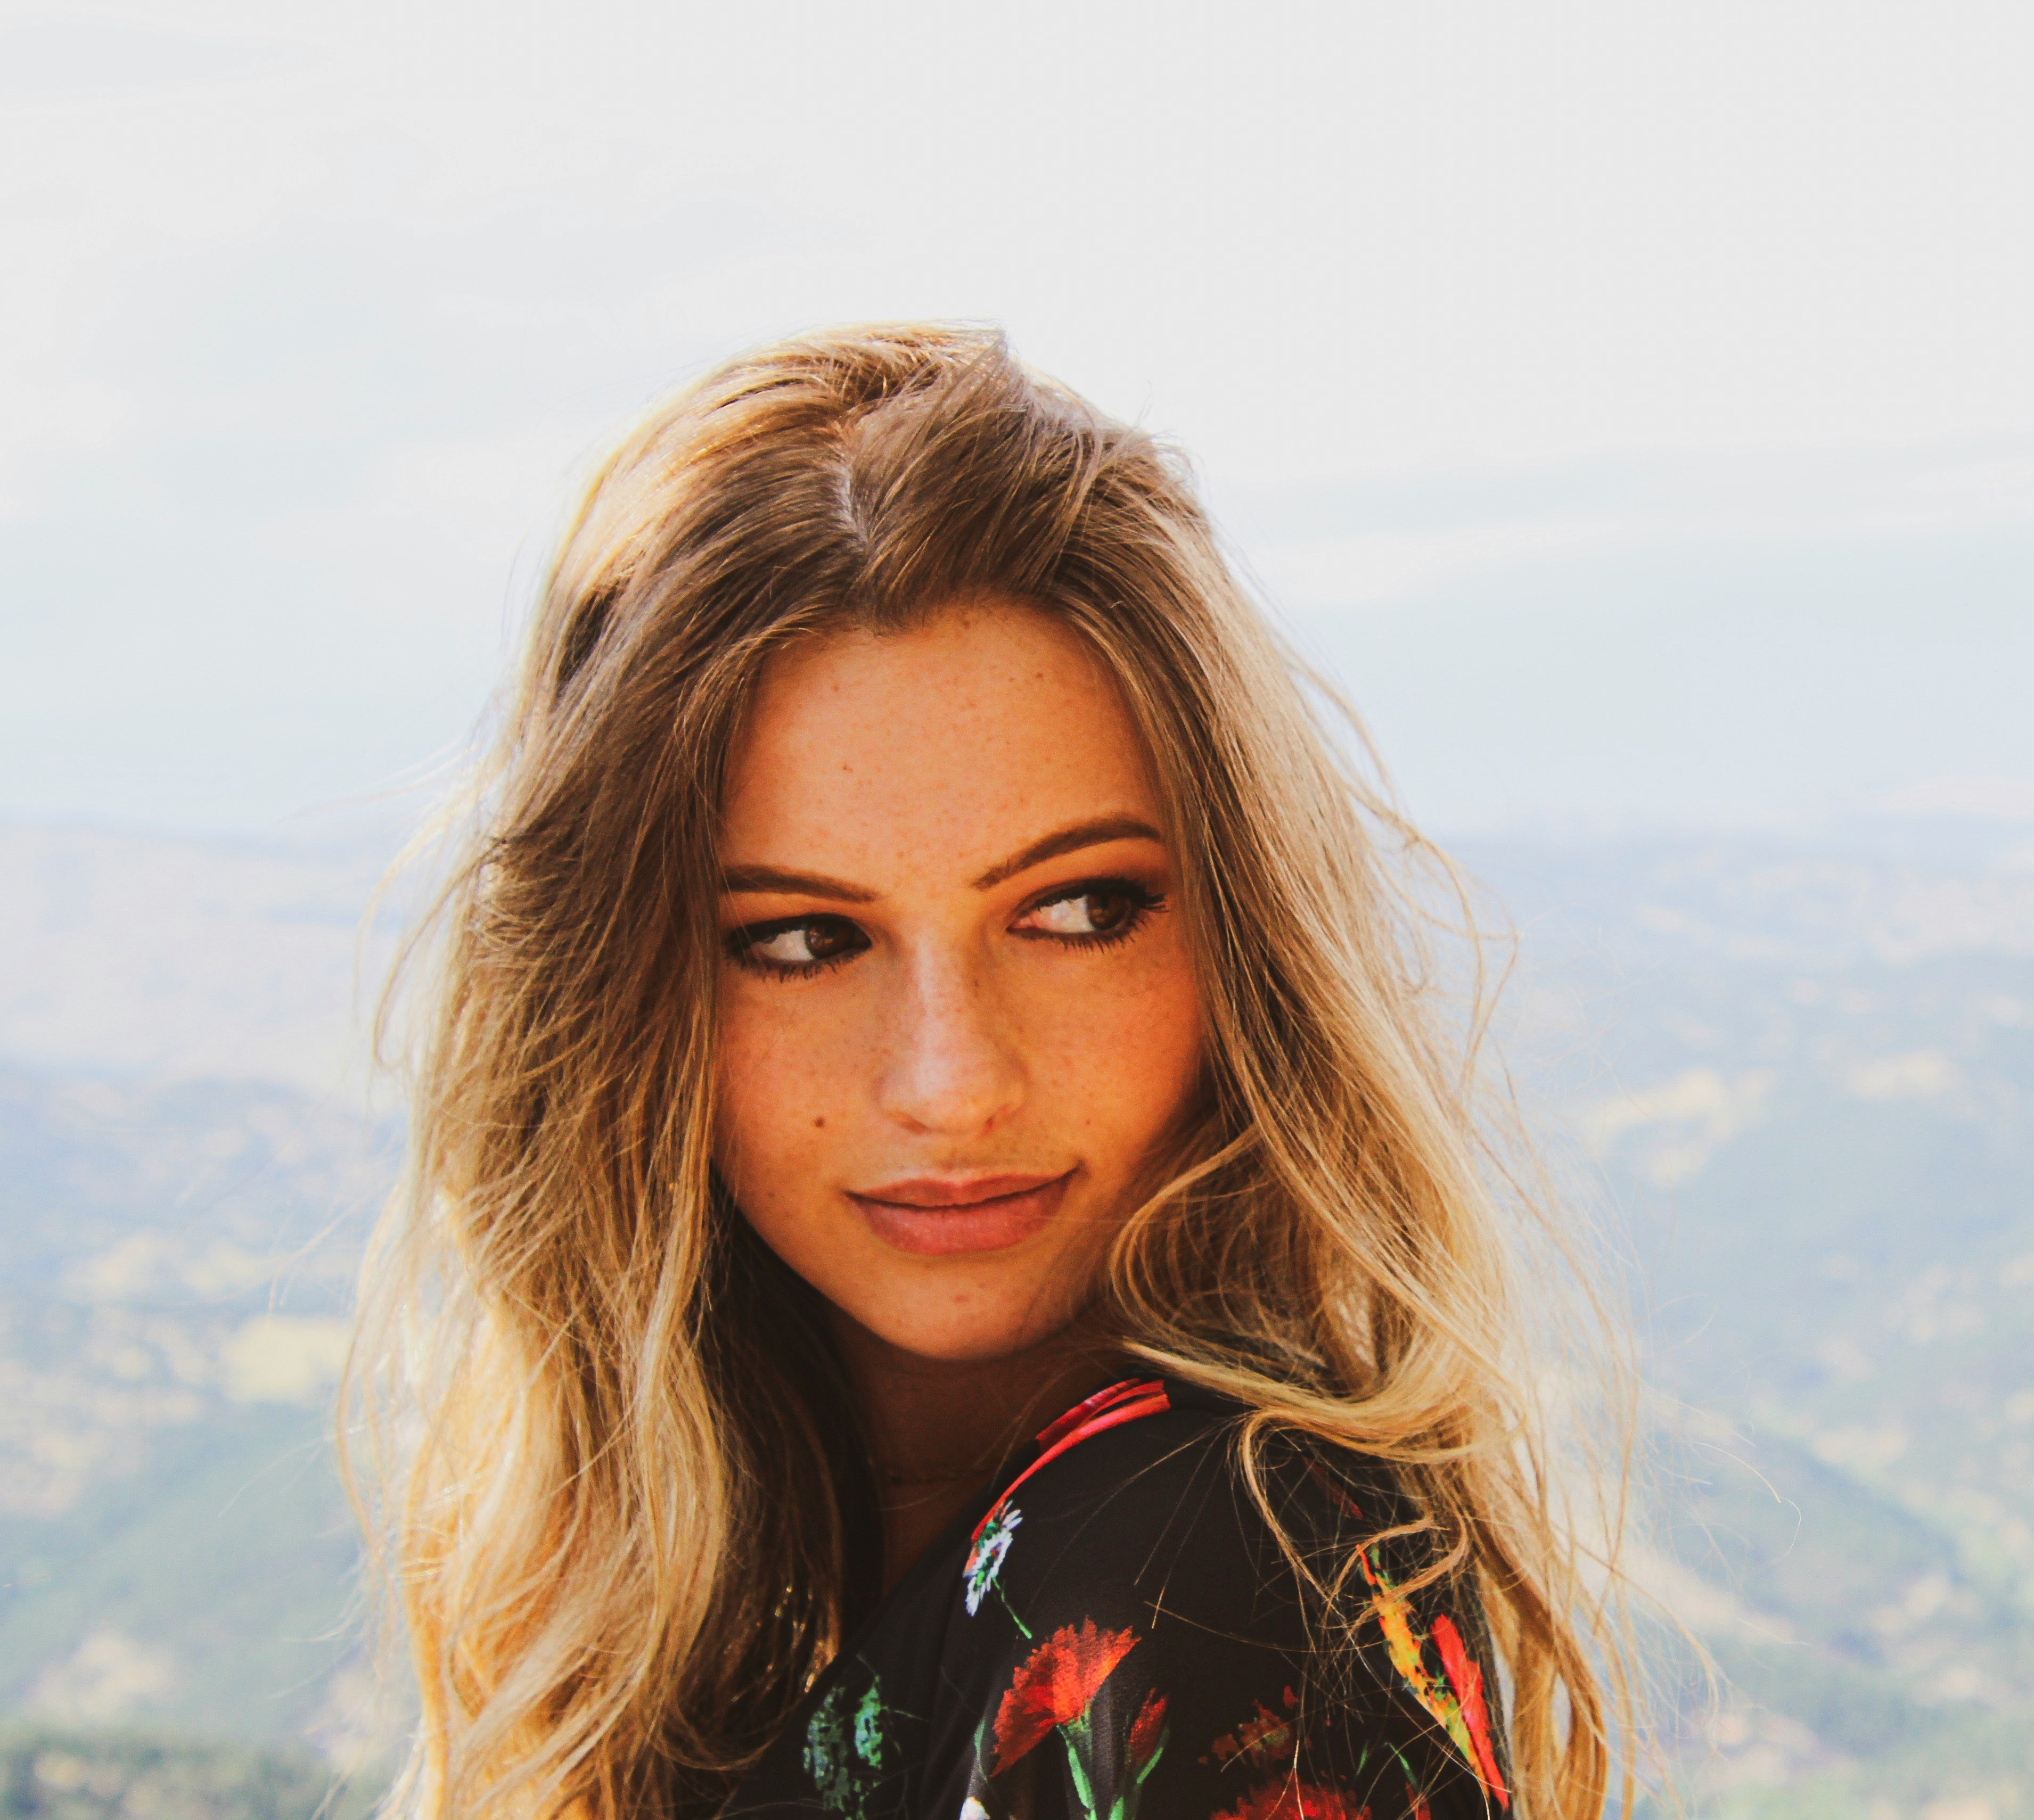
[856, 1296, 1082, 1366]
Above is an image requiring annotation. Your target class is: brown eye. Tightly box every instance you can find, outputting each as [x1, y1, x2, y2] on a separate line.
[802, 918, 863, 960]
[733, 915, 871, 971]
[1082, 889, 1134, 933]
[1012, 879, 1161, 941]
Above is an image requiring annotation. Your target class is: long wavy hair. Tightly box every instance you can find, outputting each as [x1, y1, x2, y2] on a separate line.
[348, 324, 1639, 1820]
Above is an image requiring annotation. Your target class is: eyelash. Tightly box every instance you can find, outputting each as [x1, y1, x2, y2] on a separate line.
[724, 915, 868, 981]
[1012, 876, 1164, 952]
[723, 876, 1166, 981]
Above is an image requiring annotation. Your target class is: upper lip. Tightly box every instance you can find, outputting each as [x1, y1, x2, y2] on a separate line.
[849, 1171, 1072, 1209]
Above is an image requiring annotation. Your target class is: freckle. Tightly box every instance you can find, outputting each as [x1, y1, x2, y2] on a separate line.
[814, 1116, 825, 1128]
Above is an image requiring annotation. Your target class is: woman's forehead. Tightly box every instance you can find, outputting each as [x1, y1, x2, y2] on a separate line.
[721, 603, 1162, 891]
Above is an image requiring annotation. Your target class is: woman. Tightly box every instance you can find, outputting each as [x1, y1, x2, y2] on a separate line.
[352, 325, 1633, 1820]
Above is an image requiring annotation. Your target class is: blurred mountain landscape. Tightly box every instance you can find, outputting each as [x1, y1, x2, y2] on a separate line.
[2, 812, 2031, 1818]
[1471, 822, 2034, 1819]
[0, 822, 399, 1810]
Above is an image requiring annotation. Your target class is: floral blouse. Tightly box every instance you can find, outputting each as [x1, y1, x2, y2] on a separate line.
[725, 1377, 1511, 1820]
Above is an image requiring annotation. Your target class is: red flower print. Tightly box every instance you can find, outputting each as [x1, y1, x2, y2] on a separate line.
[1208, 1697, 1297, 1769]
[1211, 1779, 1371, 1820]
[1305, 1459, 1367, 1522]
[1431, 1613, 1509, 1809]
[990, 1620, 1141, 1774]
[1128, 1689, 1168, 1773]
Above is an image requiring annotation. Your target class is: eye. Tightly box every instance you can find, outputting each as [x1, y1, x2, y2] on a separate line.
[1011, 878, 1161, 944]
[727, 915, 871, 976]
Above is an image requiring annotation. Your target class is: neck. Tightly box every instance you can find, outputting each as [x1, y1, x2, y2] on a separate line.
[829, 1309, 1128, 1595]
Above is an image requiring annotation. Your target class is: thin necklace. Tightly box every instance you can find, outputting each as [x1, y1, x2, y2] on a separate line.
[877, 1461, 997, 1489]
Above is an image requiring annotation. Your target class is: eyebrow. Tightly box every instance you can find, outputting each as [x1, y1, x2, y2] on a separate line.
[970, 814, 1165, 890]
[719, 814, 1165, 902]
[719, 864, 879, 903]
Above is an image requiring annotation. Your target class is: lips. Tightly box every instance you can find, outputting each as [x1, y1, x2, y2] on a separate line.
[847, 1170, 1075, 1257]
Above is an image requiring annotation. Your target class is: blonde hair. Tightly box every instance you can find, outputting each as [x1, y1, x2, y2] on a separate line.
[349, 324, 1639, 1820]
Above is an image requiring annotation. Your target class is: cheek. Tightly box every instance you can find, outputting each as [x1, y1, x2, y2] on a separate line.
[713, 981, 843, 1195]
[1029, 941, 1204, 1150]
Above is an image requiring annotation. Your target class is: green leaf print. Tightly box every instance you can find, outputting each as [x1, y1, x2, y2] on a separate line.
[803, 1671, 891, 1819]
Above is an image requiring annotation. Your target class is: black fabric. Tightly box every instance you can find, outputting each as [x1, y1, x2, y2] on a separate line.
[725, 1378, 1512, 1820]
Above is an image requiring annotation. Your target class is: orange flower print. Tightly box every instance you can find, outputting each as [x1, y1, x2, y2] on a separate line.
[1354, 1548, 1509, 1809]
[1207, 1687, 1300, 1770]
[990, 1620, 1141, 1774]
[1211, 1778, 1372, 1820]
[1431, 1613, 1508, 1807]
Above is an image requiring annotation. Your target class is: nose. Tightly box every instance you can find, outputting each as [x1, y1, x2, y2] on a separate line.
[875, 945, 1024, 1138]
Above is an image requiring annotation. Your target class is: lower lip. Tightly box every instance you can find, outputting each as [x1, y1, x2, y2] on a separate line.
[849, 1174, 1073, 1257]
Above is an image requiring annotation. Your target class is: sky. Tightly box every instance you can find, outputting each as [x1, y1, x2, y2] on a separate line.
[3, 1, 2031, 839]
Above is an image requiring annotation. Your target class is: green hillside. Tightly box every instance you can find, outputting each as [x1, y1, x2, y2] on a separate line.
[0, 1723, 376, 1820]
[0, 1068, 386, 1755]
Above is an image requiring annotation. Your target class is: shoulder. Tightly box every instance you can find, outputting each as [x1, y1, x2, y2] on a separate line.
[989, 1376, 1422, 1543]
[951, 1379, 1513, 1819]
[971, 1377, 1426, 1637]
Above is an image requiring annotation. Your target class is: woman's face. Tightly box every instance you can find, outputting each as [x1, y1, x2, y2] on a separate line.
[714, 601, 1204, 1364]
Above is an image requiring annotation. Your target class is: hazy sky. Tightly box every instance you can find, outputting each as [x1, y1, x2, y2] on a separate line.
[4, 1, 2031, 837]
